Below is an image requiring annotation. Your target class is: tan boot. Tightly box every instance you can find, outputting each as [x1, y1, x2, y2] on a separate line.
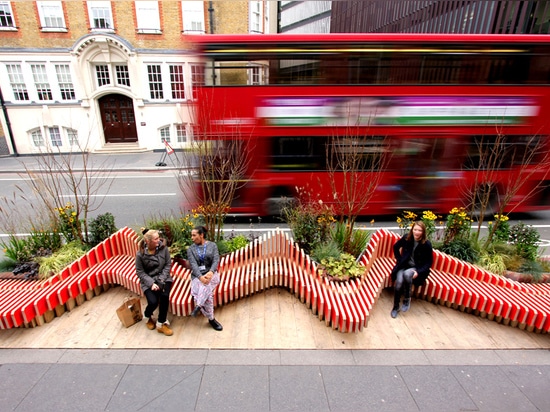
[157, 323, 173, 336]
[146, 317, 156, 330]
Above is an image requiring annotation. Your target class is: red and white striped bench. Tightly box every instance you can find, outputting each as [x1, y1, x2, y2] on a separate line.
[1, 227, 548, 334]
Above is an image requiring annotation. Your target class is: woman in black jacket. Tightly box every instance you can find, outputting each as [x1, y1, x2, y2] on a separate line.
[390, 221, 433, 318]
[136, 228, 173, 336]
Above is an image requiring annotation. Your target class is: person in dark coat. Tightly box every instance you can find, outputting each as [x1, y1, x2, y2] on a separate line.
[136, 228, 173, 336]
[390, 220, 433, 318]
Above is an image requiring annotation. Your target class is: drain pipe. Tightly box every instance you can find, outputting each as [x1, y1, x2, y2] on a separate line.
[0, 86, 18, 156]
[208, 1, 216, 85]
[208, 1, 214, 34]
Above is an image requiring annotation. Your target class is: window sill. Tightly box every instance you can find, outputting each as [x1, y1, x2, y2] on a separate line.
[41, 27, 68, 33]
[137, 29, 162, 35]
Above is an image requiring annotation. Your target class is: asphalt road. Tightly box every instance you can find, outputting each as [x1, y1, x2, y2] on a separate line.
[1, 169, 550, 254]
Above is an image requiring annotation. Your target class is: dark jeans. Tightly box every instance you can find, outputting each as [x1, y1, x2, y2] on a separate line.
[143, 282, 172, 324]
[393, 268, 415, 310]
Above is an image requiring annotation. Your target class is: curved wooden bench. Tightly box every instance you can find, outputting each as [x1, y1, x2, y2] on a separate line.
[1, 227, 549, 334]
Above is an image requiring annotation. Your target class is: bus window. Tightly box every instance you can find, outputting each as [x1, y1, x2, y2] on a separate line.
[270, 136, 325, 170]
[461, 135, 542, 170]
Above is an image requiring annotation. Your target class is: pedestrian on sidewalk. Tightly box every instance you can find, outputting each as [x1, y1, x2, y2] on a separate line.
[136, 228, 174, 336]
[390, 220, 433, 318]
[187, 225, 223, 331]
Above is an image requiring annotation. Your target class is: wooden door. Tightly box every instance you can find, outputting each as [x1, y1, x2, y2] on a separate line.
[99, 94, 138, 143]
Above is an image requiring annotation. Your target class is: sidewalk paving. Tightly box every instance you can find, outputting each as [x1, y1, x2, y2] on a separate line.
[1, 151, 550, 411]
[0, 150, 184, 173]
[0, 348, 549, 411]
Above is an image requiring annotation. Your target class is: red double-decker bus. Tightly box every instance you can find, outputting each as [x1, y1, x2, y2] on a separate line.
[190, 33, 550, 216]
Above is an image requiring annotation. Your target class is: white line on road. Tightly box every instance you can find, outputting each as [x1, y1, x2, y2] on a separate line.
[58, 193, 177, 197]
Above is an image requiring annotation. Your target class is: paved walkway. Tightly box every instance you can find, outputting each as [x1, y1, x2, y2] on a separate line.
[1, 151, 549, 411]
[1, 348, 549, 411]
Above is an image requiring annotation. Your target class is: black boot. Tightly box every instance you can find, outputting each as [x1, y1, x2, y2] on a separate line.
[209, 318, 223, 331]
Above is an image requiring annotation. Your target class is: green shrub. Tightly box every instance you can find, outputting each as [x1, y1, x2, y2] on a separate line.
[89, 213, 117, 246]
[281, 201, 321, 255]
[517, 260, 544, 282]
[319, 252, 365, 280]
[311, 239, 342, 263]
[0, 258, 17, 272]
[226, 235, 249, 253]
[347, 228, 370, 258]
[215, 235, 250, 256]
[1, 235, 33, 263]
[477, 252, 506, 275]
[37, 241, 87, 280]
[508, 222, 540, 261]
[437, 237, 479, 263]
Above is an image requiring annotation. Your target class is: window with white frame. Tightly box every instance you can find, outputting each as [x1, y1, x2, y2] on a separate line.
[48, 127, 62, 147]
[169, 64, 185, 99]
[37, 1, 66, 31]
[136, 1, 161, 34]
[160, 126, 170, 143]
[250, 1, 262, 33]
[55, 64, 75, 100]
[31, 129, 44, 147]
[66, 128, 79, 146]
[182, 1, 205, 33]
[190, 64, 205, 100]
[115, 65, 130, 87]
[250, 65, 262, 85]
[95, 65, 111, 87]
[176, 124, 187, 143]
[147, 64, 164, 99]
[6, 64, 29, 101]
[31, 64, 52, 101]
[87, 1, 113, 30]
[0, 1, 15, 29]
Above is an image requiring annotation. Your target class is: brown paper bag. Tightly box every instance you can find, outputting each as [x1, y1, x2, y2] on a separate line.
[116, 297, 143, 328]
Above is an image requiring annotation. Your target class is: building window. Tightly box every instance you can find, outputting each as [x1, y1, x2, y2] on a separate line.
[191, 64, 205, 100]
[147, 64, 164, 99]
[48, 127, 62, 147]
[250, 1, 262, 33]
[169, 65, 185, 99]
[136, 1, 161, 34]
[87, 1, 113, 30]
[55, 64, 75, 100]
[6, 64, 29, 101]
[160, 126, 170, 143]
[182, 1, 205, 33]
[31, 129, 44, 147]
[96, 65, 111, 87]
[37, 1, 66, 31]
[31, 64, 52, 101]
[66, 128, 79, 146]
[176, 124, 187, 143]
[115, 65, 130, 87]
[0, 1, 15, 29]
[250, 66, 262, 85]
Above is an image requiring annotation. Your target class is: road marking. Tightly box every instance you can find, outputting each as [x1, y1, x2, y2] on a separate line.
[58, 193, 177, 197]
[0, 174, 178, 182]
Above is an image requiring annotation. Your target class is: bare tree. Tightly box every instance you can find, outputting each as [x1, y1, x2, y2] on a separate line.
[462, 130, 550, 246]
[325, 129, 391, 252]
[176, 98, 253, 242]
[19, 140, 114, 244]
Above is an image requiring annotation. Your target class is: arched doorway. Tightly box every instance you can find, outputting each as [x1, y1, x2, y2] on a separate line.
[99, 94, 138, 143]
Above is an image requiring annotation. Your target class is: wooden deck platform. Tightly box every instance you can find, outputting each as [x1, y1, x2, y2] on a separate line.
[0, 285, 547, 350]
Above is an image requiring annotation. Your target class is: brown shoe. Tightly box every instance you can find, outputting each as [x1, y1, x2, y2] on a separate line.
[157, 323, 173, 336]
[146, 317, 156, 330]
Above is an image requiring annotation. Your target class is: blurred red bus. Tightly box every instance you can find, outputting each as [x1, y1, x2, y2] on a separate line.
[190, 33, 550, 216]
